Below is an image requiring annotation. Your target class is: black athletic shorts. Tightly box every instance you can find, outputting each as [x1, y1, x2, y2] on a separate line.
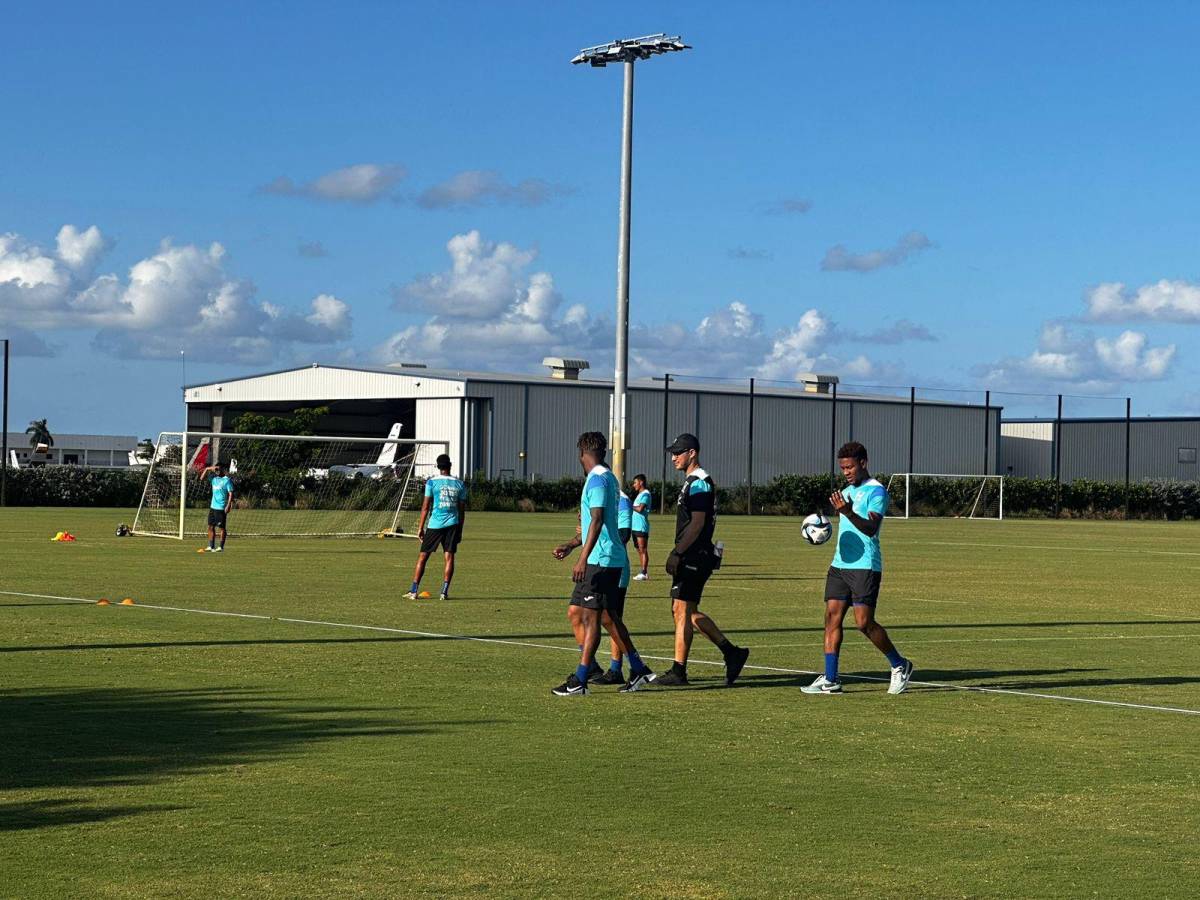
[825, 566, 882, 606]
[207, 508, 227, 529]
[570, 564, 621, 610]
[421, 525, 461, 554]
[632, 530, 648, 543]
[619, 527, 631, 544]
[670, 552, 715, 605]
[607, 585, 628, 620]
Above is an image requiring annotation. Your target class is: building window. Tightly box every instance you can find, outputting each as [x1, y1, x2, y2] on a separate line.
[63, 454, 80, 465]
[1179, 448, 1197, 464]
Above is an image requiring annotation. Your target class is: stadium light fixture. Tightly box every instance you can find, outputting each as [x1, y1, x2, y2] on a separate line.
[572, 33, 690, 483]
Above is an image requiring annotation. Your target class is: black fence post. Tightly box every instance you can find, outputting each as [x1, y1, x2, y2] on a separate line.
[983, 389, 991, 475]
[829, 381, 839, 492]
[1124, 396, 1132, 519]
[1054, 393, 1063, 518]
[659, 373, 671, 515]
[746, 377, 755, 516]
[908, 386, 915, 474]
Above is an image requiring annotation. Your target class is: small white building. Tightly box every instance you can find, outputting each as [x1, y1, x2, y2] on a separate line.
[4, 432, 140, 469]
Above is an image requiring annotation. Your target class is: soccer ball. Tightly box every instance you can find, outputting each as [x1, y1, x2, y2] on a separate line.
[801, 513, 832, 545]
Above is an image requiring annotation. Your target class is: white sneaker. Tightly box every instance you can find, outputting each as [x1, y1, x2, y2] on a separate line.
[888, 659, 914, 694]
[800, 675, 843, 694]
[402, 591, 418, 601]
[633, 572, 649, 581]
[213, 546, 224, 552]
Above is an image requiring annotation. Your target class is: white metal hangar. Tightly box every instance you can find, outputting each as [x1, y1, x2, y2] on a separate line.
[184, 360, 1001, 484]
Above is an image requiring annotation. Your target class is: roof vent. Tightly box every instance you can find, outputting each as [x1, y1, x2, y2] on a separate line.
[798, 373, 839, 394]
[542, 357, 590, 380]
[387, 362, 428, 369]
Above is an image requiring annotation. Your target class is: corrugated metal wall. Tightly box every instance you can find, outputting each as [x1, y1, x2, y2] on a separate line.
[1000, 419, 1200, 481]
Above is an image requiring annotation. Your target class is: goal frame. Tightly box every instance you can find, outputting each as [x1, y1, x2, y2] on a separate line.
[884, 472, 1005, 520]
[132, 430, 450, 540]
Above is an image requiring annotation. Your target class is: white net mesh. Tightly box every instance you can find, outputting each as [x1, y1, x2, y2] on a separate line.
[885, 474, 1004, 519]
[133, 431, 448, 539]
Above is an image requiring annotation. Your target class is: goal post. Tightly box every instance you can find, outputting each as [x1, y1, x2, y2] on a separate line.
[132, 430, 450, 539]
[884, 473, 1004, 520]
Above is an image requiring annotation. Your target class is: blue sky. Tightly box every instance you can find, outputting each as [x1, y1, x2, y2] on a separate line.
[3, 1, 1200, 437]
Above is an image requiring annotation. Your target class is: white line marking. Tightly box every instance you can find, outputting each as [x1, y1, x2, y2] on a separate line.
[3, 589, 1199, 717]
[727, 633, 1200, 649]
[919, 540, 1200, 558]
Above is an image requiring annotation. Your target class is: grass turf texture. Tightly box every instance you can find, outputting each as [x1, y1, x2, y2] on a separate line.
[3, 508, 1200, 898]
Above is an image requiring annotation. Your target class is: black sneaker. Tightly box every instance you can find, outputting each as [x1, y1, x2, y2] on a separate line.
[619, 670, 655, 693]
[653, 668, 689, 687]
[551, 674, 588, 696]
[593, 668, 624, 686]
[724, 646, 750, 686]
[585, 661, 604, 683]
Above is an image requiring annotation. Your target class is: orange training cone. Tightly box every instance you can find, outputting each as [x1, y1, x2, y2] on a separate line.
[96, 598, 110, 606]
[120, 598, 135, 605]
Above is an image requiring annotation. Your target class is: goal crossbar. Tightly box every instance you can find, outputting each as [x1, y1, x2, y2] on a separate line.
[884, 473, 1004, 520]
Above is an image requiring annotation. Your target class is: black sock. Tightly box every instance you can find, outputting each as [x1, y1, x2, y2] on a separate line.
[671, 661, 687, 676]
[717, 638, 734, 656]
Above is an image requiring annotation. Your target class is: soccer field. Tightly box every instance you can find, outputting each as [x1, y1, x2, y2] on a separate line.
[3, 508, 1199, 898]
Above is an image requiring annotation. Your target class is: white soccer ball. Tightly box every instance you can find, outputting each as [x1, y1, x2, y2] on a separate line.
[801, 513, 832, 545]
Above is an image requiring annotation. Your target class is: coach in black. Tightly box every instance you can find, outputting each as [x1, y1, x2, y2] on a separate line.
[655, 433, 750, 687]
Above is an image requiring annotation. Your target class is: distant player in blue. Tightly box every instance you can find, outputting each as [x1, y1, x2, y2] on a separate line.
[202, 463, 232, 552]
[802, 441, 914, 695]
[631, 474, 652, 580]
[550, 432, 654, 696]
[405, 453, 467, 602]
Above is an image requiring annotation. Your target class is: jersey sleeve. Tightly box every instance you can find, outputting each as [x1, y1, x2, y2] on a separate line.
[637, 490, 651, 507]
[424, 480, 435, 498]
[458, 480, 468, 501]
[583, 475, 607, 510]
[685, 479, 715, 514]
[866, 486, 887, 516]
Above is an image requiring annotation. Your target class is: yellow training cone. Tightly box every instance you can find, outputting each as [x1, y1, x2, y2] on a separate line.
[120, 598, 135, 605]
[418, 591, 432, 599]
[96, 598, 110, 606]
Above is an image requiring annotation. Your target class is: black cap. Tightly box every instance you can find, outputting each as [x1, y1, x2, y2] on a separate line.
[665, 433, 700, 454]
[436, 453, 452, 470]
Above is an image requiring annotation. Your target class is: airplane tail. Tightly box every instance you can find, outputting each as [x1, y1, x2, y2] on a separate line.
[375, 424, 403, 466]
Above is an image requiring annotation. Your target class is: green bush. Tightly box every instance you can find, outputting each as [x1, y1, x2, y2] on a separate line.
[2, 466, 145, 507]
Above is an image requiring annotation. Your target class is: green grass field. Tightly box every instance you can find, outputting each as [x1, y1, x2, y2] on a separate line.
[3, 508, 1199, 898]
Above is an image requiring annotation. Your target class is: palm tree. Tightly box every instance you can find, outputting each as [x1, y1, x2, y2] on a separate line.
[26, 419, 53, 451]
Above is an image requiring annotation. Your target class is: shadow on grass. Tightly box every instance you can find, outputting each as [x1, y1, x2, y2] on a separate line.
[0, 687, 499, 831]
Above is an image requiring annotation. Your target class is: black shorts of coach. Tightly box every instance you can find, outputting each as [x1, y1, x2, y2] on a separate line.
[825, 566, 882, 606]
[207, 508, 228, 529]
[570, 564, 621, 611]
[670, 552, 715, 605]
[421, 525, 462, 554]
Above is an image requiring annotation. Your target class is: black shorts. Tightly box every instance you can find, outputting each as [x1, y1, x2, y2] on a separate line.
[607, 586, 628, 620]
[421, 525, 461, 554]
[207, 509, 227, 529]
[570, 565, 621, 610]
[825, 567, 882, 606]
[670, 553, 714, 605]
[632, 530, 648, 544]
[619, 527, 631, 545]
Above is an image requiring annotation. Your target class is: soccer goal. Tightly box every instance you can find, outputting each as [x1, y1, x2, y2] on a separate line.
[884, 473, 1004, 520]
[132, 430, 449, 539]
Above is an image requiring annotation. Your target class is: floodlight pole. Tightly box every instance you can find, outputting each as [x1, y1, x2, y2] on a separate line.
[612, 58, 634, 483]
[2, 338, 9, 507]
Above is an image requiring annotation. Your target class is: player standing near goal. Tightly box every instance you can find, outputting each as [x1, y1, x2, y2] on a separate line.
[802, 441, 914, 695]
[551, 432, 654, 696]
[203, 463, 233, 552]
[404, 454, 466, 602]
[655, 433, 750, 687]
[631, 473, 652, 580]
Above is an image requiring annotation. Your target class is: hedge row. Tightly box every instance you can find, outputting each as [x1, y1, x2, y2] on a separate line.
[4, 466, 1200, 520]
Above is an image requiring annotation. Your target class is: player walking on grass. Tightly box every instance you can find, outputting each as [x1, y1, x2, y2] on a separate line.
[203, 463, 232, 552]
[405, 454, 466, 602]
[655, 433, 750, 688]
[591, 489, 637, 686]
[631, 473, 652, 580]
[551, 432, 654, 696]
[802, 441, 914, 695]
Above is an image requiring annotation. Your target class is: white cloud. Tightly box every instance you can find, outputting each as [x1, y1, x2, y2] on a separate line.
[757, 309, 834, 380]
[1094, 331, 1175, 379]
[395, 230, 540, 319]
[976, 322, 1175, 388]
[55, 225, 109, 272]
[821, 230, 933, 273]
[1086, 280, 1200, 322]
[259, 163, 406, 203]
[416, 170, 570, 209]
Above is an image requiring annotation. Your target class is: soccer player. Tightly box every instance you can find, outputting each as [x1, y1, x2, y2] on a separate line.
[631, 473, 652, 580]
[801, 441, 914, 695]
[202, 463, 232, 552]
[404, 453, 467, 602]
[655, 433, 750, 687]
[592, 490, 636, 685]
[551, 432, 654, 696]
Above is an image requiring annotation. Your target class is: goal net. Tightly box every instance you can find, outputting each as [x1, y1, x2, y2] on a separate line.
[132, 430, 449, 539]
[884, 473, 1004, 520]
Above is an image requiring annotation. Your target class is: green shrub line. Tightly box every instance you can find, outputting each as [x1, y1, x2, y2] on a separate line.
[5, 466, 1197, 520]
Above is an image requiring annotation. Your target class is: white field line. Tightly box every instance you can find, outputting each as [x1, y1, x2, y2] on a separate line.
[3, 589, 1199, 718]
[917, 539, 1200, 558]
[730, 633, 1200, 649]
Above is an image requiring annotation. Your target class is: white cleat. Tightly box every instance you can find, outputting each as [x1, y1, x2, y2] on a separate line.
[402, 591, 418, 601]
[633, 572, 649, 581]
[800, 675, 843, 694]
[888, 659, 914, 694]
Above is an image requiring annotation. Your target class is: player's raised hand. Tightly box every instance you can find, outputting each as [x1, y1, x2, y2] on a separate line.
[829, 492, 848, 512]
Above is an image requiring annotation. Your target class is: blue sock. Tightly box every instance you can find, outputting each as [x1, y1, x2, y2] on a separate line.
[627, 650, 648, 675]
[609, 656, 623, 673]
[441, 581, 450, 596]
[575, 663, 590, 684]
[885, 649, 905, 668]
[410, 581, 420, 593]
[824, 652, 839, 682]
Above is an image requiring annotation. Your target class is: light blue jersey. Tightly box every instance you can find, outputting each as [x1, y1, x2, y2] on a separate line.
[618, 491, 632, 531]
[425, 475, 467, 529]
[209, 475, 232, 511]
[580, 465, 627, 569]
[632, 488, 651, 533]
[831, 478, 887, 571]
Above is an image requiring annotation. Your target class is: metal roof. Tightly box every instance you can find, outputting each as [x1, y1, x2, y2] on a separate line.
[4, 432, 138, 450]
